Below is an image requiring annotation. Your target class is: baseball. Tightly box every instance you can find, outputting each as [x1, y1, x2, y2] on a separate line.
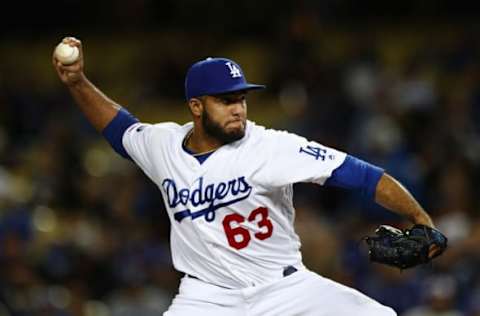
[54, 43, 79, 65]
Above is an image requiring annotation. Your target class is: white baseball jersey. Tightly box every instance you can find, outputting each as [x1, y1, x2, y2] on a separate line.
[122, 120, 346, 289]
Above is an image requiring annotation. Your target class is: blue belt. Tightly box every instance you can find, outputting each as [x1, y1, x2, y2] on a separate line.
[282, 265, 298, 277]
[186, 265, 298, 282]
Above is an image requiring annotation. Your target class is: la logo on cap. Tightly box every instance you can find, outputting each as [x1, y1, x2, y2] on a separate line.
[225, 62, 242, 78]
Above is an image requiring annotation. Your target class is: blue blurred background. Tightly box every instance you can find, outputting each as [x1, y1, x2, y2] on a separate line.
[1, 1, 479, 315]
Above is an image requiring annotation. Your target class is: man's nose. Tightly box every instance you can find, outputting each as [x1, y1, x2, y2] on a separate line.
[230, 102, 245, 115]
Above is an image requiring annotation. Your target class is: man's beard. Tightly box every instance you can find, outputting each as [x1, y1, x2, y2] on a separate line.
[202, 109, 245, 144]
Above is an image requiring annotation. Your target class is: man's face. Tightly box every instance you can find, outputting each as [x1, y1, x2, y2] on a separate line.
[200, 91, 248, 144]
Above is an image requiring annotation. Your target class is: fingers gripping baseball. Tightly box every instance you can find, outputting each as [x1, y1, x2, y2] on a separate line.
[52, 37, 85, 86]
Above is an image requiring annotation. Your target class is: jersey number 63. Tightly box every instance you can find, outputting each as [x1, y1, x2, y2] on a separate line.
[222, 207, 273, 250]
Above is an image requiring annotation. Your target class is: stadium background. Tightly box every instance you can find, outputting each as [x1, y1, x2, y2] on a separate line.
[1, 1, 479, 315]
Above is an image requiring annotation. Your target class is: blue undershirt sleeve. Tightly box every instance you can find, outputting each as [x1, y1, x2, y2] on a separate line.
[324, 155, 384, 200]
[101, 108, 139, 159]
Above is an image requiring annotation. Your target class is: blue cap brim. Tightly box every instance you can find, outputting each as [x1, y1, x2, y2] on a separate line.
[205, 83, 266, 96]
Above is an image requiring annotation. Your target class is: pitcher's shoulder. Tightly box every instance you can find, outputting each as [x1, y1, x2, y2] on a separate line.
[246, 121, 298, 142]
[246, 120, 283, 138]
[128, 121, 190, 147]
[150, 121, 184, 132]
[145, 121, 191, 138]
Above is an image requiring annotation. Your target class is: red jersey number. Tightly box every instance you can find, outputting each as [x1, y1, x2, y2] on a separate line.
[222, 207, 273, 250]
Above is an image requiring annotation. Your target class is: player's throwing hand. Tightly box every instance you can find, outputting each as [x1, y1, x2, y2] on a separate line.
[52, 37, 85, 86]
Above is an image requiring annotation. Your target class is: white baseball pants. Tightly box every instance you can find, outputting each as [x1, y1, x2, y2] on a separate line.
[164, 269, 397, 316]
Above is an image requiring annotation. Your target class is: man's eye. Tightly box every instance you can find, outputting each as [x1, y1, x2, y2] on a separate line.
[218, 95, 245, 104]
[223, 98, 235, 104]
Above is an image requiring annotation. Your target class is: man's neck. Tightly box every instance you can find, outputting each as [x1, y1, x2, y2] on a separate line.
[185, 128, 223, 154]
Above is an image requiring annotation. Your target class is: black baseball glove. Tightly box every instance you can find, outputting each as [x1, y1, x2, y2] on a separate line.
[364, 224, 448, 269]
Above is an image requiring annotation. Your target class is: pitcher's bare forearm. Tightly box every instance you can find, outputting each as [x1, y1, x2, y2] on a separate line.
[68, 75, 120, 132]
[375, 173, 434, 227]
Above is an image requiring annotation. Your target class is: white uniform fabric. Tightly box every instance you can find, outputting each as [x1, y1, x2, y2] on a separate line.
[122, 120, 396, 315]
[165, 270, 396, 316]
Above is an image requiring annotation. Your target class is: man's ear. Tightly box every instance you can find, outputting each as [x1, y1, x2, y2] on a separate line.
[188, 98, 204, 117]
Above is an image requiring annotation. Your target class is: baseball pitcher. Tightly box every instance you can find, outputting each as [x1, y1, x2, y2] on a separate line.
[53, 37, 447, 316]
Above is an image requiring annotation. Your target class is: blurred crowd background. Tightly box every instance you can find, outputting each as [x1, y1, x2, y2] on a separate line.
[1, 1, 480, 315]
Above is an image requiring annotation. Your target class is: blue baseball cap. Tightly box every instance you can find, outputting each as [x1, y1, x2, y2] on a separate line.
[185, 57, 265, 100]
